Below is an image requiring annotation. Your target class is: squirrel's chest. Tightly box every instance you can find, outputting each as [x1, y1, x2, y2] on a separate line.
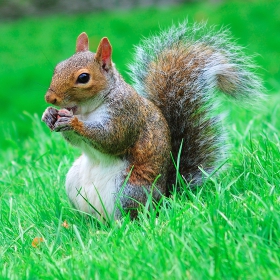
[65, 149, 127, 218]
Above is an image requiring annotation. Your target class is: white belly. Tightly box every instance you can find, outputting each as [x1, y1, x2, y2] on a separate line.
[66, 150, 127, 219]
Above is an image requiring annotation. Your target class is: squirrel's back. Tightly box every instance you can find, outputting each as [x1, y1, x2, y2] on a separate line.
[129, 22, 264, 189]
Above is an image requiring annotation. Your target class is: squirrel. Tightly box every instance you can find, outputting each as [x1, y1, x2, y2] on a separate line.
[42, 22, 263, 220]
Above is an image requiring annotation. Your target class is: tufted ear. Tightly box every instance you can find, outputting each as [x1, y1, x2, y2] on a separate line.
[76, 32, 89, 52]
[95, 37, 112, 71]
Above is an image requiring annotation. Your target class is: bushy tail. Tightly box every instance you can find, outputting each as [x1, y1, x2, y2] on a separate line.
[128, 21, 264, 188]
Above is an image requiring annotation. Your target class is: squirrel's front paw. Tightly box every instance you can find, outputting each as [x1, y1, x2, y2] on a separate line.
[42, 107, 59, 130]
[53, 109, 74, 132]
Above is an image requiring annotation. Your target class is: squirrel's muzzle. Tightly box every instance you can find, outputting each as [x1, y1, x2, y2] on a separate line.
[45, 89, 60, 105]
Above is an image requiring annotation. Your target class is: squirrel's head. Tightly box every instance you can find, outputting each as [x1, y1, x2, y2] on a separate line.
[45, 32, 113, 112]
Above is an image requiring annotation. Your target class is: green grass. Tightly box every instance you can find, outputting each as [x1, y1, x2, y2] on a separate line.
[1, 0, 280, 279]
[1, 102, 279, 279]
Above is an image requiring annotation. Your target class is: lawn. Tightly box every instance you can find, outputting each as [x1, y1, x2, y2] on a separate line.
[0, 0, 280, 279]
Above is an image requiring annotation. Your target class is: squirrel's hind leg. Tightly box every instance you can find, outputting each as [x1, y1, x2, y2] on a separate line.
[115, 173, 165, 219]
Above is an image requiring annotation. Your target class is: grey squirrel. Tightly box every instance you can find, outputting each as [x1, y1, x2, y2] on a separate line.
[42, 22, 263, 219]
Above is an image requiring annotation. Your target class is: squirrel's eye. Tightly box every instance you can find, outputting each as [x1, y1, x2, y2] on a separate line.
[77, 73, 90, 84]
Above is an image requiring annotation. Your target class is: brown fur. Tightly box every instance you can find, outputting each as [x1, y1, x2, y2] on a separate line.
[45, 53, 107, 107]
[127, 108, 171, 187]
[70, 116, 85, 134]
[145, 44, 220, 189]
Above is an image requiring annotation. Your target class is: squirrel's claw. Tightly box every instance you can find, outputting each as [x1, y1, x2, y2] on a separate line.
[42, 107, 74, 132]
[53, 116, 73, 132]
[42, 107, 58, 130]
[57, 108, 74, 118]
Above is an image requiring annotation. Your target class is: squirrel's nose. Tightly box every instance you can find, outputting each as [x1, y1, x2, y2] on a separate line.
[45, 91, 58, 105]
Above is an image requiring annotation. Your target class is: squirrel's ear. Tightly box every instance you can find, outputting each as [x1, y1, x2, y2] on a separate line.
[95, 37, 112, 71]
[76, 32, 89, 52]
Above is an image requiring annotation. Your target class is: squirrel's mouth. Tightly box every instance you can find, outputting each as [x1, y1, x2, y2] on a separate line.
[65, 105, 78, 115]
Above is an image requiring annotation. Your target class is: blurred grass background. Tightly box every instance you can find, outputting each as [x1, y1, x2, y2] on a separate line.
[0, 0, 279, 150]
